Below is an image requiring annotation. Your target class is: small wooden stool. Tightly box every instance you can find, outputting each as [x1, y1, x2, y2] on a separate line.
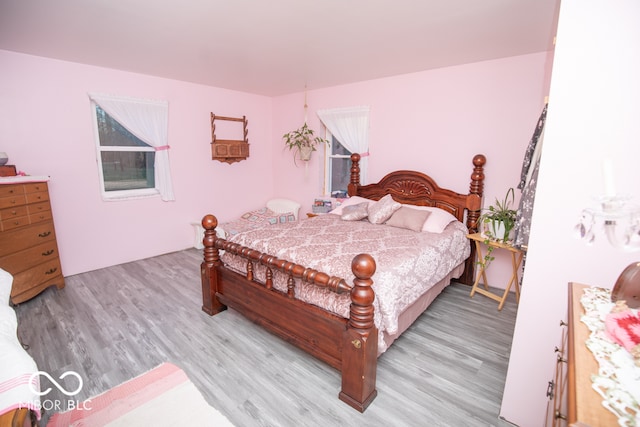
[467, 233, 524, 310]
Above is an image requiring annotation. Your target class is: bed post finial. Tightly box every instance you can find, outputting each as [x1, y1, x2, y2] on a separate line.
[340, 253, 378, 412]
[347, 153, 361, 196]
[461, 154, 486, 286]
[468, 154, 486, 231]
[201, 214, 226, 315]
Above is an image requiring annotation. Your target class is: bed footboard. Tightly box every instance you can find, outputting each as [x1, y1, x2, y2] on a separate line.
[200, 215, 378, 412]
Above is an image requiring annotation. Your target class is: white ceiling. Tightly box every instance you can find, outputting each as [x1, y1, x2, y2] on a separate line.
[0, 0, 559, 97]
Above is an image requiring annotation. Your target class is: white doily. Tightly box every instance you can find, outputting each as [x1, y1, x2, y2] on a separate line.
[581, 287, 640, 426]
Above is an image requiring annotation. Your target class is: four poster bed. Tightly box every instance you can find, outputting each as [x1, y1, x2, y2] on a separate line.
[200, 153, 486, 412]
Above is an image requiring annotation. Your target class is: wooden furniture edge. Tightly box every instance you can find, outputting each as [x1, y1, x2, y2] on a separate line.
[0, 407, 36, 427]
[567, 282, 618, 426]
[201, 217, 377, 411]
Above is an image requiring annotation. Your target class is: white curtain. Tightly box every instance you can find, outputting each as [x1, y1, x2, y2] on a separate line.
[317, 106, 370, 184]
[88, 93, 175, 201]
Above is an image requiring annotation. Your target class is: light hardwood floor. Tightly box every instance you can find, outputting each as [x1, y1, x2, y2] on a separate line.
[15, 248, 519, 427]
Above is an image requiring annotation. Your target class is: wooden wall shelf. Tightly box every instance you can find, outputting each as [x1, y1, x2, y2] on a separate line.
[210, 113, 249, 164]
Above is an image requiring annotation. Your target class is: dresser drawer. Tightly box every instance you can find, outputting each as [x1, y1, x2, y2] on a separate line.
[0, 194, 27, 209]
[0, 205, 28, 221]
[0, 241, 60, 274]
[23, 182, 48, 193]
[25, 191, 49, 204]
[28, 201, 51, 216]
[1, 215, 30, 231]
[11, 257, 62, 295]
[0, 221, 57, 257]
[29, 208, 53, 224]
[0, 184, 24, 198]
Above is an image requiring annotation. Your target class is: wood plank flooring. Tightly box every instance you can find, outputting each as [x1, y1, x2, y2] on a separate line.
[14, 248, 519, 426]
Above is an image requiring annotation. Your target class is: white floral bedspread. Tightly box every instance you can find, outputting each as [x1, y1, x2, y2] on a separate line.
[221, 214, 470, 353]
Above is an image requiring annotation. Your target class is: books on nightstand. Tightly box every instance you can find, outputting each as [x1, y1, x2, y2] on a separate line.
[312, 199, 333, 213]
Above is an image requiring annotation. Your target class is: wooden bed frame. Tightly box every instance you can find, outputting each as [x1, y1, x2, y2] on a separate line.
[200, 153, 486, 412]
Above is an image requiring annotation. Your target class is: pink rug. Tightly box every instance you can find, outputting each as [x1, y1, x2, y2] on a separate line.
[47, 363, 233, 426]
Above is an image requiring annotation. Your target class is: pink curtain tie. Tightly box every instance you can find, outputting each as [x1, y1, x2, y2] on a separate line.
[154, 145, 170, 151]
[359, 151, 370, 157]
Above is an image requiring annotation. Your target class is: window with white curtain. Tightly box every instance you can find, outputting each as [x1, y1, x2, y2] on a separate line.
[324, 131, 353, 196]
[89, 94, 174, 201]
[317, 106, 370, 196]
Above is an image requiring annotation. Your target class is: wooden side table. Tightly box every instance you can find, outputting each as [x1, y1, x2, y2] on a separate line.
[467, 232, 524, 310]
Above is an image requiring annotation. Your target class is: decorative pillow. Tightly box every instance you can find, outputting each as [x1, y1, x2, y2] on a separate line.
[276, 212, 296, 224]
[385, 206, 431, 231]
[367, 194, 401, 224]
[223, 207, 296, 236]
[401, 205, 459, 233]
[241, 207, 281, 225]
[341, 202, 369, 221]
[329, 196, 372, 216]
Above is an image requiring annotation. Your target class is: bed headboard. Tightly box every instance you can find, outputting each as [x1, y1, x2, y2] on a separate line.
[347, 153, 485, 227]
[347, 153, 486, 285]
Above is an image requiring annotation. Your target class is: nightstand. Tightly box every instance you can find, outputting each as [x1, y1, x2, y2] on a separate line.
[467, 232, 524, 310]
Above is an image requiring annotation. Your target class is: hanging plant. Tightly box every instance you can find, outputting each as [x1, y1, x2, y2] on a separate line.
[282, 123, 328, 166]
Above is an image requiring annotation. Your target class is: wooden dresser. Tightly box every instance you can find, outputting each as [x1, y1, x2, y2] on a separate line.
[0, 180, 65, 303]
[566, 282, 618, 426]
[547, 283, 620, 426]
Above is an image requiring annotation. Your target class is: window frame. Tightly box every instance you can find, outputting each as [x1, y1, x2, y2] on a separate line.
[90, 101, 161, 201]
[323, 130, 354, 197]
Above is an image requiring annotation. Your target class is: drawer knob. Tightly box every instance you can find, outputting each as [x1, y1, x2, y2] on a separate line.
[38, 231, 51, 238]
[45, 267, 58, 275]
[42, 250, 54, 256]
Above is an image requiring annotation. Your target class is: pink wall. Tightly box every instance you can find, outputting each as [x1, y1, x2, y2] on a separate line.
[1, 50, 274, 276]
[272, 52, 551, 287]
[1, 49, 550, 282]
[501, 1, 640, 425]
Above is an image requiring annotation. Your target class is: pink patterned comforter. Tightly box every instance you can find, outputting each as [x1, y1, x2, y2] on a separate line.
[221, 213, 470, 353]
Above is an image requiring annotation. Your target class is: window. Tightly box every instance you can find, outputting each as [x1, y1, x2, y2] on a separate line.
[94, 106, 156, 195]
[89, 94, 174, 201]
[317, 106, 370, 197]
[324, 131, 352, 197]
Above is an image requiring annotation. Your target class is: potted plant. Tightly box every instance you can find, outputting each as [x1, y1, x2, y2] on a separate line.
[282, 123, 328, 164]
[479, 187, 518, 243]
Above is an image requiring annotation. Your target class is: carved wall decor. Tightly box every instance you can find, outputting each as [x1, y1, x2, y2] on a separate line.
[210, 113, 249, 164]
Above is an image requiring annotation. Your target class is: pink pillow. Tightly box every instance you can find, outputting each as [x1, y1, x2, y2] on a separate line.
[385, 206, 431, 231]
[400, 205, 459, 233]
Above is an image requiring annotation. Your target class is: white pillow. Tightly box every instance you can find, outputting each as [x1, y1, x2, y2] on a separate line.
[328, 196, 372, 216]
[401, 205, 459, 233]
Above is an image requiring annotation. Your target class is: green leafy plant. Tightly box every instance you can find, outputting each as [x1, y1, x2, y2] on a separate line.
[479, 187, 518, 243]
[282, 123, 328, 164]
[476, 240, 496, 270]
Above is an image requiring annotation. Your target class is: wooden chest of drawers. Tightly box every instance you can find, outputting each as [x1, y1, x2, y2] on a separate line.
[0, 181, 65, 303]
